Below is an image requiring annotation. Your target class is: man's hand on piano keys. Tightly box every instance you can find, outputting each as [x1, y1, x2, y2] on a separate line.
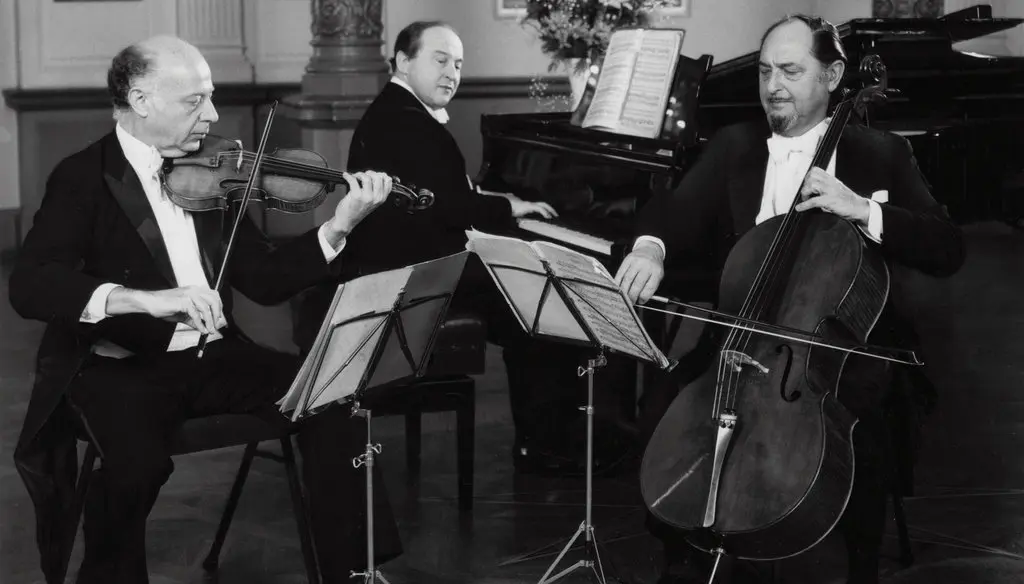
[475, 184, 558, 219]
[615, 242, 665, 305]
[509, 197, 558, 219]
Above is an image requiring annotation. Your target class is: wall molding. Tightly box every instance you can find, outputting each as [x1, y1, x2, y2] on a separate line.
[2, 77, 570, 112]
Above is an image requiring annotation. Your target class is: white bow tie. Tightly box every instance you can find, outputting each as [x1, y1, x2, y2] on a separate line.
[766, 131, 821, 164]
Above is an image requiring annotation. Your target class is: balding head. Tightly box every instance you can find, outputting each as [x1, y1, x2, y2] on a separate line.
[108, 35, 218, 156]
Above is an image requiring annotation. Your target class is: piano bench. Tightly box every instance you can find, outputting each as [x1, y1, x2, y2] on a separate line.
[365, 311, 486, 511]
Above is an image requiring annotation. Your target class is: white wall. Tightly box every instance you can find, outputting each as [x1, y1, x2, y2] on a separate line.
[0, 0, 19, 211]
[660, 0, 813, 63]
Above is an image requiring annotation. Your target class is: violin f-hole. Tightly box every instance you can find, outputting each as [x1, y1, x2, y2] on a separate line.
[775, 344, 800, 402]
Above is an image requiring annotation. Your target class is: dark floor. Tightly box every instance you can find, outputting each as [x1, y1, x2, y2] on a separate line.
[2, 221, 1023, 584]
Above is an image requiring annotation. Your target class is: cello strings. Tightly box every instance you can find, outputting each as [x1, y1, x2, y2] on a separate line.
[728, 103, 851, 410]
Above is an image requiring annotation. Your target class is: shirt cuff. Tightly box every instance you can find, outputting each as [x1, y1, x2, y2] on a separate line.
[80, 283, 121, 323]
[634, 235, 666, 260]
[860, 200, 884, 243]
[318, 222, 347, 263]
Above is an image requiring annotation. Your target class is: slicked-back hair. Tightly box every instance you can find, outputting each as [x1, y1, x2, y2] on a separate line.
[107, 44, 153, 110]
[389, 20, 453, 72]
[760, 14, 847, 70]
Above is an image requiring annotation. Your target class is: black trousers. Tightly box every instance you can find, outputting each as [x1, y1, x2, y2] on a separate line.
[68, 336, 401, 584]
[640, 331, 890, 583]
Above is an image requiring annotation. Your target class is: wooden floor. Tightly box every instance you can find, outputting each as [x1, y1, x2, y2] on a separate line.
[2, 221, 1023, 584]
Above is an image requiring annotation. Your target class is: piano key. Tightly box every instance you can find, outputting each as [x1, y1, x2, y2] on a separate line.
[517, 218, 613, 256]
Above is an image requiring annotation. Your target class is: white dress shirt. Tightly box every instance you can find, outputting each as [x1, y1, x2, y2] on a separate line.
[81, 123, 346, 356]
[635, 119, 883, 258]
[390, 77, 450, 124]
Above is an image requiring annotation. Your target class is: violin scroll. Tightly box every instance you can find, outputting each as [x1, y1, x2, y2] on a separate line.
[388, 178, 435, 213]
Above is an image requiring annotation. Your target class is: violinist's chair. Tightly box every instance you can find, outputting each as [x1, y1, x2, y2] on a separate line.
[57, 312, 484, 584]
[61, 410, 320, 584]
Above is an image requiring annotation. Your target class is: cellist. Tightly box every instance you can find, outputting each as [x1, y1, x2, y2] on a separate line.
[614, 15, 965, 584]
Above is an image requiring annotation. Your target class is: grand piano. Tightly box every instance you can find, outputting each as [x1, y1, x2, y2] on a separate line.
[475, 4, 1024, 276]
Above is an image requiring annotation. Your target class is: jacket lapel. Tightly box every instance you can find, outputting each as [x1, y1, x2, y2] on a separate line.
[835, 127, 874, 197]
[191, 210, 224, 287]
[728, 129, 771, 234]
[102, 134, 177, 286]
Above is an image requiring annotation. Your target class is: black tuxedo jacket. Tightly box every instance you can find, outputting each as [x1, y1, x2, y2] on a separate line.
[343, 82, 514, 276]
[8, 130, 340, 582]
[639, 120, 964, 280]
[293, 83, 517, 352]
[637, 120, 965, 417]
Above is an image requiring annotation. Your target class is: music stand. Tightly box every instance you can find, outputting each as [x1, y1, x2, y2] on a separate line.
[466, 232, 671, 584]
[278, 251, 470, 584]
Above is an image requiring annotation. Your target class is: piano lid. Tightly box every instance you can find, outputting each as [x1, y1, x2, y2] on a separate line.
[699, 4, 1024, 106]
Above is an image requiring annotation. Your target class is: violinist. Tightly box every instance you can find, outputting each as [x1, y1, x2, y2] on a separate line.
[9, 35, 402, 584]
[614, 15, 964, 584]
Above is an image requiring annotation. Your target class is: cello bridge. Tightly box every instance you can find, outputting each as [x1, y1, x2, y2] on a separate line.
[721, 350, 769, 375]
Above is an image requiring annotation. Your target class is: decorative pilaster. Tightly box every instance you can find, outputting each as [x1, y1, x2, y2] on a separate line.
[283, 0, 389, 125]
[176, 0, 252, 83]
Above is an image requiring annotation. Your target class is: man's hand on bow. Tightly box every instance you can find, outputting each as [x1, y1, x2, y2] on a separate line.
[614, 242, 665, 305]
[106, 285, 227, 335]
[795, 168, 870, 226]
[323, 171, 392, 246]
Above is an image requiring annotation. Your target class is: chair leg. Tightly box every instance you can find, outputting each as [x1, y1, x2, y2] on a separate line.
[203, 442, 258, 572]
[405, 413, 422, 477]
[57, 443, 97, 584]
[893, 491, 914, 567]
[456, 398, 475, 511]
[281, 436, 320, 584]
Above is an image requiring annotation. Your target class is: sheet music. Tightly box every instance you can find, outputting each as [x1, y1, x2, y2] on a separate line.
[533, 241, 669, 367]
[581, 29, 644, 130]
[278, 267, 413, 418]
[618, 30, 685, 138]
[466, 231, 589, 342]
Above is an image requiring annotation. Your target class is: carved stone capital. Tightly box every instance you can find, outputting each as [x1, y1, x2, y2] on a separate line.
[284, 0, 388, 128]
[311, 0, 384, 40]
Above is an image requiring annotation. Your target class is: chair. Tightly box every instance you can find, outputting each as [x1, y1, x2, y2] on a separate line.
[61, 413, 320, 584]
[361, 310, 487, 511]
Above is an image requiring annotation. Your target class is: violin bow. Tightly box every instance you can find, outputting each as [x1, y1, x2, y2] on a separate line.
[196, 101, 278, 359]
[639, 295, 922, 366]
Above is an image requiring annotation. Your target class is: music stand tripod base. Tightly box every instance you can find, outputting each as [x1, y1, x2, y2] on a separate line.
[537, 354, 608, 584]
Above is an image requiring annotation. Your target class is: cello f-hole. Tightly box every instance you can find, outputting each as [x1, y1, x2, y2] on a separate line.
[775, 344, 800, 402]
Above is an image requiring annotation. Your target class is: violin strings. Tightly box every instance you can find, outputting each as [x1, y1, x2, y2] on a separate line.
[225, 151, 415, 197]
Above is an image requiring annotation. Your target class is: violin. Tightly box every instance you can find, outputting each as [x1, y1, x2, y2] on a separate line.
[638, 55, 901, 573]
[160, 135, 435, 214]
[185, 102, 433, 358]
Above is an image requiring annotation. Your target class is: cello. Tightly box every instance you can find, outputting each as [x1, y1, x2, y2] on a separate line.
[638, 55, 911, 572]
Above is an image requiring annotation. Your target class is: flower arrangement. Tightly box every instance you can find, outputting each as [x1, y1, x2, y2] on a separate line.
[521, 0, 674, 72]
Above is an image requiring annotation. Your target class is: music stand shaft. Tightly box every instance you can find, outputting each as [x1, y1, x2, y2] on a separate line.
[537, 354, 607, 584]
[351, 406, 390, 584]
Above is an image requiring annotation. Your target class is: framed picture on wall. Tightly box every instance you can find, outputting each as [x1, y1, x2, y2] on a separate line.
[661, 0, 691, 17]
[872, 0, 943, 18]
[496, 0, 527, 19]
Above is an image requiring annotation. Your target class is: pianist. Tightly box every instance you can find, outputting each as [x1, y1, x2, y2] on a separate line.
[614, 14, 964, 584]
[296, 20, 613, 474]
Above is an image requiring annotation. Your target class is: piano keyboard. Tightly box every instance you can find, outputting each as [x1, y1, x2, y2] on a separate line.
[517, 218, 614, 256]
